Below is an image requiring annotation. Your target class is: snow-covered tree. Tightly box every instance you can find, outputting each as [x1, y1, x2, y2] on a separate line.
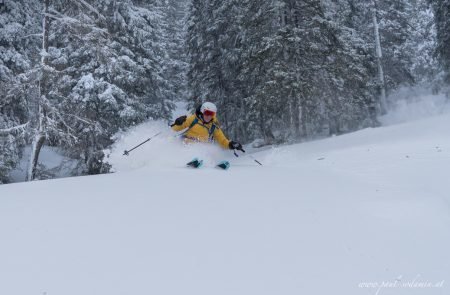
[186, 0, 380, 144]
[0, 0, 41, 181]
[161, 0, 189, 103]
[430, 0, 450, 88]
[2, 0, 185, 181]
[49, 0, 176, 174]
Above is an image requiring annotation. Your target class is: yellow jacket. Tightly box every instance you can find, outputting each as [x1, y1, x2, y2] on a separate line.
[172, 114, 230, 149]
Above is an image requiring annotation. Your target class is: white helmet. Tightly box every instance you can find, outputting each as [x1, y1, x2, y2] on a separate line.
[200, 102, 217, 115]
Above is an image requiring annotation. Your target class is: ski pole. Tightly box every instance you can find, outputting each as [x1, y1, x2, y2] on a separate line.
[233, 149, 263, 166]
[123, 131, 162, 156]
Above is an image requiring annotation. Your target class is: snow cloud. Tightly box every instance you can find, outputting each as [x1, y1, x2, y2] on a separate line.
[379, 87, 450, 125]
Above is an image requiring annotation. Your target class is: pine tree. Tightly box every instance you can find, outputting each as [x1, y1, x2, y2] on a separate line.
[186, 0, 212, 106]
[162, 0, 189, 103]
[376, 0, 415, 91]
[322, 0, 379, 133]
[430, 0, 450, 87]
[402, 0, 439, 88]
[0, 0, 41, 182]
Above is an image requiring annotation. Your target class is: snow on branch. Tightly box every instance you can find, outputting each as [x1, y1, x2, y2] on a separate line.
[21, 33, 44, 39]
[46, 9, 108, 36]
[64, 113, 96, 126]
[44, 12, 79, 23]
[0, 123, 29, 136]
[74, 0, 107, 21]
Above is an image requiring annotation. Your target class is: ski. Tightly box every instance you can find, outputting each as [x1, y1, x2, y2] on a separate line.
[185, 159, 230, 170]
[216, 160, 230, 170]
[186, 158, 203, 168]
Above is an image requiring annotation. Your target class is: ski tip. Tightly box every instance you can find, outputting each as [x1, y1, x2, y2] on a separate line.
[216, 160, 230, 170]
[187, 158, 203, 168]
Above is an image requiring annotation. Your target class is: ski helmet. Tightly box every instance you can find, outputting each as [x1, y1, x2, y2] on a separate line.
[200, 102, 217, 116]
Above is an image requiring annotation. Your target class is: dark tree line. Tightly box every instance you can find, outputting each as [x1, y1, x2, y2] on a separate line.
[186, 0, 444, 145]
[430, 0, 450, 86]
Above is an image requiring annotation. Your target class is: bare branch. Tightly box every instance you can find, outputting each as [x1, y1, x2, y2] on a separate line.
[0, 122, 29, 136]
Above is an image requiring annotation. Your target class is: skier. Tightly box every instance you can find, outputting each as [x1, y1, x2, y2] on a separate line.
[171, 102, 244, 168]
[171, 102, 243, 150]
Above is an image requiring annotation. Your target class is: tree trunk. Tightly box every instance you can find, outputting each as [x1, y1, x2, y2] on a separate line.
[372, 0, 388, 114]
[26, 132, 45, 181]
[27, 0, 49, 181]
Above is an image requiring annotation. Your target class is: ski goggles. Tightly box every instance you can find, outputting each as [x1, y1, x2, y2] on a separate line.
[203, 110, 216, 116]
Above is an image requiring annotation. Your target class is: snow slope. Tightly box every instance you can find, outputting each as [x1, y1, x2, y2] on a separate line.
[1, 113, 450, 295]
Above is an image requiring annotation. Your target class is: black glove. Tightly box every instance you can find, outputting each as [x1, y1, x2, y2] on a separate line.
[171, 115, 187, 127]
[229, 141, 245, 152]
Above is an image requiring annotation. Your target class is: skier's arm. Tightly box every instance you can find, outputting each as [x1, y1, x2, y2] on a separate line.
[213, 127, 231, 149]
[171, 115, 195, 132]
